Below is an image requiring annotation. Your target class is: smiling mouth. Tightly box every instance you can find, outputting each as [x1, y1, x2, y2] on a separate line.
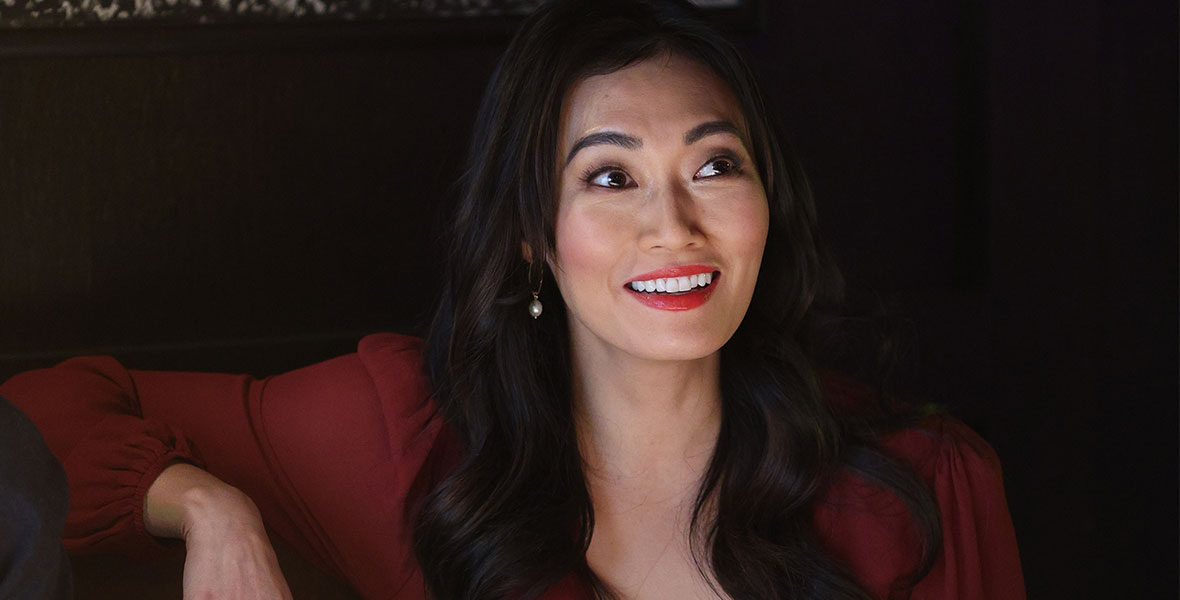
[626, 271, 719, 294]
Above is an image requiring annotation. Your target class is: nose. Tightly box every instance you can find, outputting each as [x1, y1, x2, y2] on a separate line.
[638, 178, 705, 252]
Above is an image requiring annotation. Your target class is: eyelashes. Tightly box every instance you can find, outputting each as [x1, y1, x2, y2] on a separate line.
[695, 156, 740, 179]
[582, 165, 634, 189]
[580, 154, 745, 190]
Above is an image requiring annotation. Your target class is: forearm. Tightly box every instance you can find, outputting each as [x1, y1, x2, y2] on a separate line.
[144, 463, 293, 599]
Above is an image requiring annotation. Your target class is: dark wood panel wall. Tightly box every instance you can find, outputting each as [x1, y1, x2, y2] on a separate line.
[1, 0, 1175, 597]
[1, 41, 499, 374]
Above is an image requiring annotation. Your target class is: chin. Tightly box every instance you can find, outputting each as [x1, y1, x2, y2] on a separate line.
[620, 332, 729, 362]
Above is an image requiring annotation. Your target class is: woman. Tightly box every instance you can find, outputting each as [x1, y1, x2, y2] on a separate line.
[1, 0, 1024, 598]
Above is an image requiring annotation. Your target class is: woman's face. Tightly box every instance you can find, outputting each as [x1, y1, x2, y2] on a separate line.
[551, 53, 770, 363]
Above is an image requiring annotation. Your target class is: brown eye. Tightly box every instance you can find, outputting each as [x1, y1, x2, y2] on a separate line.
[589, 169, 633, 189]
[694, 157, 738, 179]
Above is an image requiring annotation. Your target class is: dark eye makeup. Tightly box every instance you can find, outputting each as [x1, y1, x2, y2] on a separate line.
[693, 155, 743, 180]
[578, 152, 745, 190]
[580, 165, 634, 189]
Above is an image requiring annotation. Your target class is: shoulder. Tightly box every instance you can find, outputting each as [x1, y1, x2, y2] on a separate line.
[257, 333, 435, 457]
[816, 375, 1015, 598]
[355, 332, 432, 410]
[877, 415, 1003, 488]
[356, 331, 426, 362]
[252, 333, 444, 596]
[871, 420, 1025, 599]
[818, 372, 1002, 484]
[248, 332, 439, 512]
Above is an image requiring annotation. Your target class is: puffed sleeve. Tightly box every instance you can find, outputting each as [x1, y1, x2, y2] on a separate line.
[907, 417, 1025, 600]
[0, 333, 445, 599]
[813, 415, 1025, 600]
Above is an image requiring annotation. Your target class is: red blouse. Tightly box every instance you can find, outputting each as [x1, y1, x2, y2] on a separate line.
[0, 333, 1025, 599]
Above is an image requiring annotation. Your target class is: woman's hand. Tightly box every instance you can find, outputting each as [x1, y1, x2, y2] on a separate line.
[146, 463, 293, 599]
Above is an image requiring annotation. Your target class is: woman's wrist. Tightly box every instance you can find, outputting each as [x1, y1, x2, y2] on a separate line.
[144, 462, 260, 540]
[146, 466, 291, 598]
[177, 480, 262, 540]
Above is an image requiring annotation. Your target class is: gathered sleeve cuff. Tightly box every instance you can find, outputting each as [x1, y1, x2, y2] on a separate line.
[1, 356, 205, 561]
[60, 414, 205, 560]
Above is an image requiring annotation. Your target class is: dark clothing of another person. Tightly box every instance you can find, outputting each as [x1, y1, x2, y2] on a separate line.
[0, 395, 73, 600]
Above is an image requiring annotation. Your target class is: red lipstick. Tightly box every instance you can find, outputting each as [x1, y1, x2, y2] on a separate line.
[628, 264, 715, 281]
[624, 265, 720, 312]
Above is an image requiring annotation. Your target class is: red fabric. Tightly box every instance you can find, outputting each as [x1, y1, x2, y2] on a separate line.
[1, 333, 1024, 599]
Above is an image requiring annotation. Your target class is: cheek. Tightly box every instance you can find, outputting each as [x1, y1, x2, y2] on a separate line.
[732, 198, 770, 245]
[703, 192, 770, 261]
[749, 204, 771, 257]
[553, 205, 632, 298]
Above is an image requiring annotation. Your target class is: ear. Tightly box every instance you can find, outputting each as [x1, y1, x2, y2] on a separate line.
[521, 240, 534, 263]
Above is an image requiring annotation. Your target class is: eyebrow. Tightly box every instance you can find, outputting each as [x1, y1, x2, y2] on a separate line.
[565, 131, 642, 166]
[565, 120, 747, 166]
[683, 120, 744, 145]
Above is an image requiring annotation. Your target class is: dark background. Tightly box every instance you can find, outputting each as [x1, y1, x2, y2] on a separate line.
[1, 1, 1175, 597]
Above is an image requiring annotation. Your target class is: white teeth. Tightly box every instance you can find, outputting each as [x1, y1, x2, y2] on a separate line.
[627, 272, 715, 294]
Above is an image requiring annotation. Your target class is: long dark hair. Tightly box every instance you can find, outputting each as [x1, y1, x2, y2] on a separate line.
[414, 0, 941, 598]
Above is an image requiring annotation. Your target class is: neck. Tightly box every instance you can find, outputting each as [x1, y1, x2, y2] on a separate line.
[571, 339, 722, 489]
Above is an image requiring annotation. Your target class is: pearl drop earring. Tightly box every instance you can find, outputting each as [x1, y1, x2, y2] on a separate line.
[528, 268, 544, 319]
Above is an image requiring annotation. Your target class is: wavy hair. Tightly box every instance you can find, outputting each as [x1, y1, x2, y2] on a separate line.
[414, 0, 941, 598]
